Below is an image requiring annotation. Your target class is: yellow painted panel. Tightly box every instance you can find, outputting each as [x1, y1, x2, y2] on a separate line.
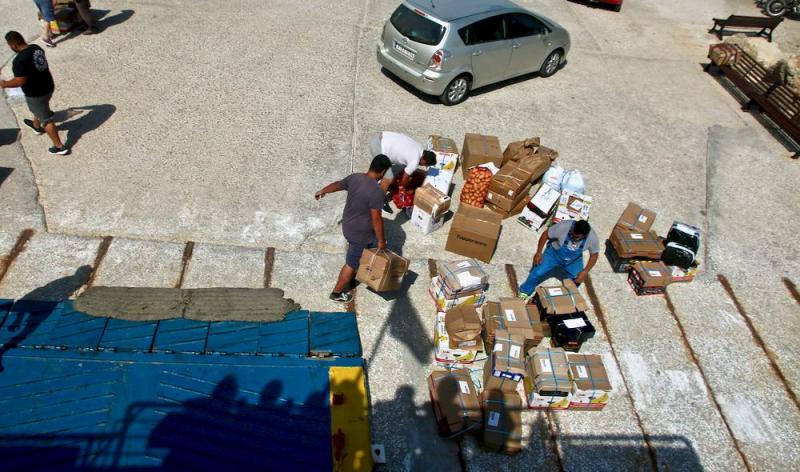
[330, 366, 373, 472]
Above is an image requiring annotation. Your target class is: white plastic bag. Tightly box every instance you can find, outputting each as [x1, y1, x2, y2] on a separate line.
[543, 166, 565, 191]
[561, 170, 585, 194]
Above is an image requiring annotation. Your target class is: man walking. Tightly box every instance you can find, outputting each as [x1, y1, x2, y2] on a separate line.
[1, 31, 69, 155]
[315, 155, 391, 302]
[369, 131, 436, 213]
[518, 220, 600, 297]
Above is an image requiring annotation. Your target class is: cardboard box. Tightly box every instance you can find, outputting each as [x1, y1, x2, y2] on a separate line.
[524, 348, 572, 410]
[428, 369, 482, 435]
[482, 356, 521, 393]
[436, 259, 488, 294]
[355, 249, 409, 292]
[482, 390, 523, 455]
[553, 190, 592, 223]
[445, 205, 503, 263]
[487, 298, 543, 351]
[445, 305, 482, 350]
[567, 353, 612, 410]
[547, 313, 595, 352]
[669, 263, 698, 283]
[414, 183, 451, 219]
[532, 279, 588, 318]
[515, 149, 555, 184]
[486, 330, 527, 382]
[518, 183, 561, 231]
[489, 160, 538, 201]
[426, 135, 459, 173]
[411, 206, 444, 235]
[503, 137, 540, 163]
[486, 182, 533, 213]
[462, 133, 504, 177]
[609, 227, 664, 259]
[627, 271, 666, 297]
[631, 261, 671, 288]
[615, 202, 656, 232]
[430, 276, 485, 312]
[423, 167, 455, 196]
[434, 312, 481, 365]
[486, 194, 530, 219]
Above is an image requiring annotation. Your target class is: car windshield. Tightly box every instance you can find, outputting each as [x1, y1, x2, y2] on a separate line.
[390, 5, 445, 46]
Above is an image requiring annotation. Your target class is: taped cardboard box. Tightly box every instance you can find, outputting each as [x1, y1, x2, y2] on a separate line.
[486, 330, 527, 382]
[437, 259, 488, 294]
[532, 279, 588, 318]
[631, 261, 671, 288]
[411, 205, 445, 235]
[483, 354, 521, 393]
[445, 305, 482, 350]
[515, 148, 556, 184]
[615, 202, 656, 232]
[518, 183, 561, 231]
[482, 390, 523, 455]
[431, 274, 486, 301]
[486, 298, 543, 351]
[414, 183, 451, 219]
[708, 43, 739, 67]
[627, 271, 666, 297]
[426, 135, 460, 173]
[503, 137, 540, 163]
[486, 181, 533, 213]
[462, 133, 504, 177]
[489, 160, 538, 200]
[547, 313, 595, 352]
[486, 194, 530, 219]
[609, 227, 664, 260]
[567, 353, 612, 410]
[524, 348, 572, 410]
[552, 190, 592, 223]
[434, 312, 481, 365]
[604, 239, 652, 273]
[445, 205, 502, 263]
[423, 167, 455, 196]
[428, 369, 482, 436]
[355, 249, 409, 292]
[430, 276, 486, 312]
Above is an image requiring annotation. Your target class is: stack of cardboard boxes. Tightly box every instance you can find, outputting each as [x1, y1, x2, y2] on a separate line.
[531, 280, 595, 352]
[411, 183, 452, 235]
[552, 189, 593, 224]
[607, 202, 664, 272]
[628, 260, 672, 296]
[424, 135, 460, 195]
[518, 183, 561, 231]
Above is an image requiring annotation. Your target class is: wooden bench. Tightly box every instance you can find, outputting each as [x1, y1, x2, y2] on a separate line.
[707, 44, 800, 158]
[709, 15, 783, 42]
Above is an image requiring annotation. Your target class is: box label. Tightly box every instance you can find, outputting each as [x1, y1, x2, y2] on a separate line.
[548, 287, 563, 296]
[638, 215, 649, 223]
[459, 340, 477, 347]
[539, 359, 552, 373]
[647, 270, 662, 277]
[459, 380, 471, 394]
[504, 309, 517, 322]
[457, 261, 471, 269]
[488, 411, 500, 427]
[564, 318, 587, 329]
[631, 233, 644, 240]
[509, 345, 521, 358]
[569, 200, 583, 211]
[494, 343, 504, 352]
[576, 365, 589, 379]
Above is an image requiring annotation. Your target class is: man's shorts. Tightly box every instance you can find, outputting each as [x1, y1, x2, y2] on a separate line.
[34, 0, 55, 21]
[26, 93, 55, 124]
[345, 239, 377, 270]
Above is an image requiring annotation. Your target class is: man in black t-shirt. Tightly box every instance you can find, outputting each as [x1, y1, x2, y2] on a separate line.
[315, 155, 391, 302]
[1, 31, 69, 155]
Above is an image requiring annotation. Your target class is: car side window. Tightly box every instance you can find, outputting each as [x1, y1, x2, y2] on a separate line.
[458, 15, 506, 46]
[506, 13, 548, 39]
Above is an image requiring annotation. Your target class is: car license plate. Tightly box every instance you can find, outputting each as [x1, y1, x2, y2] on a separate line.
[393, 41, 415, 60]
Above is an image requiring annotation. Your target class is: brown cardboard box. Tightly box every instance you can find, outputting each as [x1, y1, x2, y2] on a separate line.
[483, 355, 520, 393]
[445, 205, 503, 263]
[428, 369, 482, 435]
[533, 280, 588, 317]
[503, 137, 540, 162]
[615, 202, 656, 233]
[482, 390, 523, 454]
[355, 249, 409, 292]
[524, 348, 572, 409]
[493, 298, 543, 351]
[437, 259, 488, 294]
[609, 227, 664, 259]
[445, 305, 482, 350]
[631, 261, 671, 288]
[462, 133, 504, 177]
[567, 353, 612, 410]
[515, 149, 554, 184]
[414, 183, 451, 219]
[486, 170, 533, 212]
[487, 330, 527, 382]
[486, 194, 530, 219]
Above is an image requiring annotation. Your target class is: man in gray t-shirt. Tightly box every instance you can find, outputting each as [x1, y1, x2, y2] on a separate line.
[519, 220, 600, 296]
[315, 155, 391, 303]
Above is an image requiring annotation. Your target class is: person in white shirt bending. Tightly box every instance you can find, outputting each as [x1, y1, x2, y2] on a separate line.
[369, 131, 437, 213]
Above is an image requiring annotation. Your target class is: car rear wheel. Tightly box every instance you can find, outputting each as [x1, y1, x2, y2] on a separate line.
[539, 50, 562, 78]
[440, 75, 471, 106]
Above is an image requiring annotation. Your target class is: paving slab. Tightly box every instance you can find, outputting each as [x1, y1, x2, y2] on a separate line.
[0, 232, 99, 300]
[92, 237, 184, 288]
[667, 280, 800, 470]
[269, 249, 350, 313]
[182, 243, 265, 289]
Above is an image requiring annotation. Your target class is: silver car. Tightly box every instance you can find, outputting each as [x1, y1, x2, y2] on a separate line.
[377, 0, 571, 105]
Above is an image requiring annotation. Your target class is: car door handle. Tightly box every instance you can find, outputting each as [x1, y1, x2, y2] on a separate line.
[472, 50, 483, 56]
[512, 43, 520, 49]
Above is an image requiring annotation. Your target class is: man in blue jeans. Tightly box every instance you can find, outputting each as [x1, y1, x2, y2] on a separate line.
[518, 220, 599, 297]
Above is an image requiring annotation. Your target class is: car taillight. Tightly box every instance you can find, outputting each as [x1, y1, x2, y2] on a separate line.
[428, 49, 450, 71]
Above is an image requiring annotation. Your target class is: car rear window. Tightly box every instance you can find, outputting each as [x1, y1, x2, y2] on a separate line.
[390, 5, 445, 46]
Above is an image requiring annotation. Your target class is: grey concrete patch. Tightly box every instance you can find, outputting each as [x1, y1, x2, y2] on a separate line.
[182, 243, 266, 289]
[0, 232, 99, 300]
[269, 249, 350, 313]
[92, 237, 184, 287]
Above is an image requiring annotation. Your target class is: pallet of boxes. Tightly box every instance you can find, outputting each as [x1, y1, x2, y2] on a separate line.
[607, 202, 701, 296]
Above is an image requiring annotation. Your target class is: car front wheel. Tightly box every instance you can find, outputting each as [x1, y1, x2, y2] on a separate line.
[440, 75, 471, 106]
[539, 50, 562, 78]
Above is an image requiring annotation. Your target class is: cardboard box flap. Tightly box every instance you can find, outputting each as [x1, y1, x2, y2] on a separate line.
[445, 305, 482, 342]
[616, 202, 656, 232]
[503, 137, 541, 162]
[567, 353, 612, 392]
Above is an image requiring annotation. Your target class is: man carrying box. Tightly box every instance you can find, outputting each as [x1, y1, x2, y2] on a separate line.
[369, 131, 437, 213]
[315, 156, 391, 302]
[518, 220, 600, 298]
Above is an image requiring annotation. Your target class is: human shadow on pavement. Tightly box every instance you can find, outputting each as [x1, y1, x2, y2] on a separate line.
[0, 167, 13, 188]
[0, 128, 19, 146]
[97, 9, 135, 30]
[0, 265, 91, 373]
[54, 104, 116, 150]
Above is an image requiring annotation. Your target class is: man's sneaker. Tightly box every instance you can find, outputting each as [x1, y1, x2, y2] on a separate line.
[517, 291, 531, 301]
[23, 119, 45, 135]
[329, 291, 353, 303]
[48, 146, 70, 156]
[42, 37, 55, 48]
[382, 202, 394, 214]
